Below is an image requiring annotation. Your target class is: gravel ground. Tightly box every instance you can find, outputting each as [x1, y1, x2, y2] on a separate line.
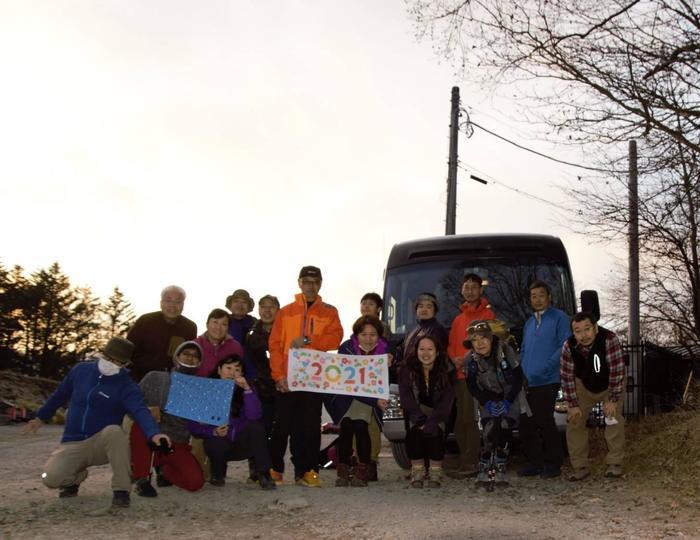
[1, 425, 698, 540]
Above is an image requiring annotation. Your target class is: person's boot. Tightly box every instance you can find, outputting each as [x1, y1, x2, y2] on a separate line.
[247, 458, 259, 484]
[111, 490, 130, 508]
[350, 463, 369, 487]
[258, 471, 277, 490]
[367, 460, 378, 482]
[475, 455, 490, 485]
[134, 477, 158, 497]
[58, 484, 80, 498]
[335, 463, 351, 487]
[426, 466, 443, 488]
[495, 449, 509, 486]
[410, 465, 424, 488]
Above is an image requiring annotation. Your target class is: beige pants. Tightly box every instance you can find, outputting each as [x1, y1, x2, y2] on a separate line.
[42, 424, 131, 492]
[454, 379, 480, 466]
[566, 378, 625, 469]
[369, 415, 381, 462]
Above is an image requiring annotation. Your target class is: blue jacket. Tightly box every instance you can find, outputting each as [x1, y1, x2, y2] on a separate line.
[520, 307, 570, 387]
[36, 361, 160, 443]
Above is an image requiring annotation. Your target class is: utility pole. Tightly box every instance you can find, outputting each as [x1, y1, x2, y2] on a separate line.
[629, 140, 640, 345]
[445, 86, 460, 235]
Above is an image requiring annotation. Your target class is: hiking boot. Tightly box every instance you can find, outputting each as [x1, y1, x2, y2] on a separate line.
[495, 462, 508, 486]
[335, 463, 351, 487]
[568, 467, 590, 481]
[111, 490, 130, 508]
[296, 470, 321, 488]
[209, 477, 226, 487]
[605, 464, 624, 478]
[58, 484, 79, 498]
[409, 466, 424, 488]
[517, 464, 542, 477]
[155, 473, 172, 487]
[258, 471, 277, 490]
[540, 465, 562, 479]
[367, 461, 378, 482]
[270, 469, 284, 486]
[426, 466, 443, 488]
[134, 477, 158, 498]
[350, 463, 369, 487]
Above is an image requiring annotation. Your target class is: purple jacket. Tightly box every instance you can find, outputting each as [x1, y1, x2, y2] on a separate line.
[188, 387, 262, 443]
[194, 333, 244, 377]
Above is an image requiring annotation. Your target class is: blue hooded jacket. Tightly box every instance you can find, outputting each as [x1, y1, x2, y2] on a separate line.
[36, 360, 160, 443]
[520, 307, 570, 387]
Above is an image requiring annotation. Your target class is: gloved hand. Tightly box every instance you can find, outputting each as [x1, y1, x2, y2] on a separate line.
[500, 399, 512, 416]
[485, 400, 499, 416]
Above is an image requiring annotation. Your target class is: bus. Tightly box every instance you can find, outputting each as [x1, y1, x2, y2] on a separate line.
[381, 233, 586, 468]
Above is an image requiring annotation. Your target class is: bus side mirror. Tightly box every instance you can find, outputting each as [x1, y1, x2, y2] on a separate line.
[580, 290, 600, 322]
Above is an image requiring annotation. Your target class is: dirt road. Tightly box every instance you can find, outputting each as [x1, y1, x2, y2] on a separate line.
[1, 425, 696, 539]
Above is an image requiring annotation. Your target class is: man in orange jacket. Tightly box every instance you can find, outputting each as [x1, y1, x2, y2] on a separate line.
[447, 273, 496, 478]
[268, 265, 343, 487]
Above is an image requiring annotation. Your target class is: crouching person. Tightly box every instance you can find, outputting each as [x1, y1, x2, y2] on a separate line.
[399, 335, 454, 488]
[130, 341, 205, 497]
[188, 355, 275, 489]
[464, 321, 528, 487]
[22, 337, 170, 509]
[325, 315, 389, 487]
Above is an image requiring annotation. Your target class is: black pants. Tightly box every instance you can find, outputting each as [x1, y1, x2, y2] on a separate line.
[269, 390, 322, 478]
[204, 421, 271, 480]
[337, 418, 371, 465]
[519, 383, 563, 468]
[405, 425, 445, 461]
[480, 416, 513, 456]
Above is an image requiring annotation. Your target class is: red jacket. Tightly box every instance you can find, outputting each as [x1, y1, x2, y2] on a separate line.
[269, 293, 343, 382]
[194, 334, 244, 377]
[447, 297, 496, 380]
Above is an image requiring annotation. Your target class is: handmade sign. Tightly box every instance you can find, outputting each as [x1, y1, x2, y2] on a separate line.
[164, 372, 234, 425]
[287, 348, 389, 398]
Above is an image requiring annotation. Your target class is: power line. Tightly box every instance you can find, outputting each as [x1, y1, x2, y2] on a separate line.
[457, 163, 566, 211]
[460, 108, 627, 174]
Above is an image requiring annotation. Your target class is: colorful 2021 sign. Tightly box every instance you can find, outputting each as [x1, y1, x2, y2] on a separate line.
[287, 348, 389, 398]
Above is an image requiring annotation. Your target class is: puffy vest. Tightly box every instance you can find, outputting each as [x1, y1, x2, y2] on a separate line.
[568, 327, 612, 393]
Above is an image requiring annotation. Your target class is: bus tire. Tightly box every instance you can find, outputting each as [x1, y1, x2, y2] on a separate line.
[391, 441, 411, 470]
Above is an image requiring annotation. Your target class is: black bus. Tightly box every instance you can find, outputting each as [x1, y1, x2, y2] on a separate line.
[381, 233, 581, 468]
[382, 233, 577, 346]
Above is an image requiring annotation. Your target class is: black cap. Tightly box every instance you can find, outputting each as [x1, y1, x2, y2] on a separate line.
[299, 266, 322, 280]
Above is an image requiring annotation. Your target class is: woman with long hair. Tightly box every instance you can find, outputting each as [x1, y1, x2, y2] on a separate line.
[398, 334, 454, 488]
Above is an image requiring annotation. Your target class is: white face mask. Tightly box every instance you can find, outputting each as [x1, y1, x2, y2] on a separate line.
[98, 357, 121, 376]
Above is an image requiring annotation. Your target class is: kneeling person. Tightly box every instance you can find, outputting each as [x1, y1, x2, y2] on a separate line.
[464, 321, 528, 486]
[22, 337, 170, 508]
[188, 355, 275, 489]
[131, 341, 206, 497]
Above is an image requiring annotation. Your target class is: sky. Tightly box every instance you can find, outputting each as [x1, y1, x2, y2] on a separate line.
[0, 0, 623, 334]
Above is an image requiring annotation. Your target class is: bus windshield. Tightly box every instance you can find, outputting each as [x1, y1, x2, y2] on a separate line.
[383, 257, 575, 344]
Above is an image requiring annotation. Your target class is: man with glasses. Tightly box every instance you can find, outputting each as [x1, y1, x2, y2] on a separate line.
[269, 266, 343, 487]
[22, 337, 170, 509]
[127, 285, 197, 382]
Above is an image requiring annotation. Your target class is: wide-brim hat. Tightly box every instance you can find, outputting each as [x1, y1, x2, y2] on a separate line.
[463, 320, 493, 349]
[102, 337, 135, 365]
[226, 289, 254, 313]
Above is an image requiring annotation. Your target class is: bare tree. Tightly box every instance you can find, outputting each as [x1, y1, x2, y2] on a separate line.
[408, 0, 700, 342]
[408, 0, 699, 157]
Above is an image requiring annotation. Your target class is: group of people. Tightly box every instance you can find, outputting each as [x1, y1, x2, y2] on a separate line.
[22, 265, 626, 508]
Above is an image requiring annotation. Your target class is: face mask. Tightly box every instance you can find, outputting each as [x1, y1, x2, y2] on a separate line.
[98, 357, 121, 376]
[174, 360, 199, 375]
